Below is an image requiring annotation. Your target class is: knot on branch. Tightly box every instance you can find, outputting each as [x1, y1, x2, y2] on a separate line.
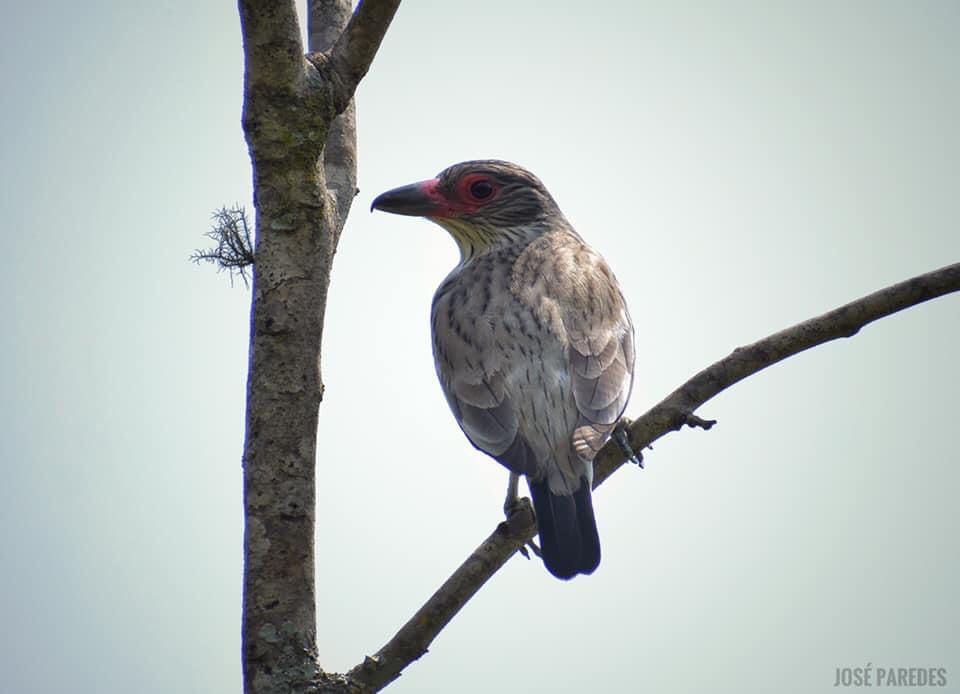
[306, 51, 352, 116]
[651, 407, 718, 437]
[358, 655, 381, 672]
[682, 412, 717, 430]
[191, 205, 255, 286]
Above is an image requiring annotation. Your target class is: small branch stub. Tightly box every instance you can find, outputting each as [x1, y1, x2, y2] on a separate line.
[683, 412, 717, 430]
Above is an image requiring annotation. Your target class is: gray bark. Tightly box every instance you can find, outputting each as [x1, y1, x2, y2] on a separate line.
[237, 2, 398, 693]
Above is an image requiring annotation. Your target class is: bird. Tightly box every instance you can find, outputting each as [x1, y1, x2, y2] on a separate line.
[371, 160, 635, 579]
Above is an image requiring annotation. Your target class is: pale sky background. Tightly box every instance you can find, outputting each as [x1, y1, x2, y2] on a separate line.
[1, 2, 958, 693]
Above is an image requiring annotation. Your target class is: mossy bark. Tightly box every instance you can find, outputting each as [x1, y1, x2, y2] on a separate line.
[238, 2, 349, 692]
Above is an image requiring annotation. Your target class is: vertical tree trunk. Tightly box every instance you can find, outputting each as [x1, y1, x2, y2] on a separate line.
[238, 0, 400, 689]
[240, 86, 332, 694]
[239, 0, 400, 694]
[238, 2, 351, 692]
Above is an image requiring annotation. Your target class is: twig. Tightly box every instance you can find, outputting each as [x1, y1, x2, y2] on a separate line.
[191, 206, 255, 287]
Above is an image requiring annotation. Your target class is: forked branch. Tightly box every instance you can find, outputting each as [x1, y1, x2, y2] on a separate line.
[307, 0, 402, 113]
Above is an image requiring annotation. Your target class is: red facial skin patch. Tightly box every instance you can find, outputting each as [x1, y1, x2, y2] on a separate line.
[423, 175, 499, 217]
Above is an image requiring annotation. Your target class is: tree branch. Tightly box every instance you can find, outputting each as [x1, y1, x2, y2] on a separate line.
[307, 1, 370, 235]
[596, 259, 960, 485]
[307, 0, 401, 114]
[347, 502, 536, 692]
[346, 261, 960, 691]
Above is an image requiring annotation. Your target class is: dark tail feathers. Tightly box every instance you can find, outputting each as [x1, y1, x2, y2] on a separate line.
[529, 476, 600, 580]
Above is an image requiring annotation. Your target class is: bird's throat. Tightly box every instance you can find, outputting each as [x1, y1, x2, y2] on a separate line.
[431, 217, 542, 264]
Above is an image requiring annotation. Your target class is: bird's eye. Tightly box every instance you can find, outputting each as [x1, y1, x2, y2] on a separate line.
[469, 180, 494, 200]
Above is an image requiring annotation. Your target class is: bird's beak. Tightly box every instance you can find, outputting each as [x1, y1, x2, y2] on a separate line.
[371, 179, 444, 217]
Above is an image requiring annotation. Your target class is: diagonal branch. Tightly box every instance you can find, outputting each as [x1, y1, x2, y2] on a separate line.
[345, 260, 960, 692]
[595, 259, 960, 485]
[346, 502, 536, 691]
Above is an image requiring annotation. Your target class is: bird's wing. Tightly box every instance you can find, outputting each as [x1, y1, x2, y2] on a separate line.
[568, 314, 634, 461]
[510, 231, 635, 465]
[563, 255, 635, 462]
[441, 368, 540, 477]
[432, 285, 540, 478]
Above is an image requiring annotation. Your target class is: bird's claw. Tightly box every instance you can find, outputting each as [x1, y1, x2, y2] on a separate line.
[613, 419, 643, 468]
[503, 492, 542, 561]
[518, 538, 542, 560]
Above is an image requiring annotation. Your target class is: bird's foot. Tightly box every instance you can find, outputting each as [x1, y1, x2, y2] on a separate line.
[518, 538, 542, 560]
[504, 494, 541, 560]
[614, 418, 643, 468]
[502, 472, 521, 517]
[503, 474, 540, 561]
[504, 495, 524, 518]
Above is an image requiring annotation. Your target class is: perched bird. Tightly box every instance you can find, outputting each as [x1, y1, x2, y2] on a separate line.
[372, 160, 635, 579]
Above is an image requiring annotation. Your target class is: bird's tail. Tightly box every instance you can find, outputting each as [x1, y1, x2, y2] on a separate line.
[529, 476, 600, 580]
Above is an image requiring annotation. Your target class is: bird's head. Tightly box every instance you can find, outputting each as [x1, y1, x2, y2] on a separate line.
[371, 160, 565, 259]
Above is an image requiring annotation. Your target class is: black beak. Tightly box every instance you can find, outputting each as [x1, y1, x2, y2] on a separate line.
[370, 180, 440, 216]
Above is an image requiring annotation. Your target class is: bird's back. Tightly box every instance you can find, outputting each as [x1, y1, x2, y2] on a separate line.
[432, 228, 634, 494]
